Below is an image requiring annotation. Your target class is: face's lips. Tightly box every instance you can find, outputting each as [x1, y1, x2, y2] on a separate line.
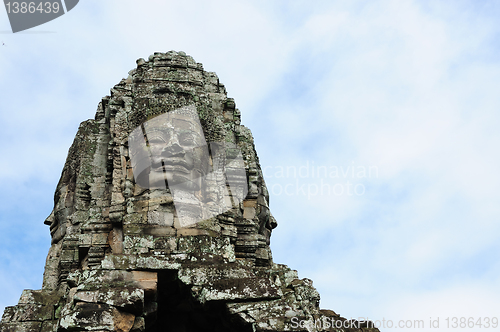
[157, 164, 190, 174]
[151, 158, 192, 173]
[50, 222, 59, 236]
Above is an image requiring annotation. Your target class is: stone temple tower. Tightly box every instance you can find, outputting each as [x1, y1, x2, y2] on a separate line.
[0, 51, 379, 332]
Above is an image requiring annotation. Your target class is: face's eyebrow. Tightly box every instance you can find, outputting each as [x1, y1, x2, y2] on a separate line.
[145, 127, 172, 137]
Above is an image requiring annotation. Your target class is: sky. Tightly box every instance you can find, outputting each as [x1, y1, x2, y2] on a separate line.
[1, 0, 500, 330]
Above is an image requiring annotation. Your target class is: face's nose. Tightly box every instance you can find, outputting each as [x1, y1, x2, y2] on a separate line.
[162, 135, 185, 156]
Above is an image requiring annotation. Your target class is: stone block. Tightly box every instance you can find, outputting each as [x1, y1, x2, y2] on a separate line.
[243, 206, 256, 219]
[123, 213, 146, 226]
[113, 308, 135, 332]
[108, 228, 124, 254]
[101, 207, 110, 218]
[60, 249, 77, 263]
[17, 290, 60, 311]
[191, 276, 281, 304]
[110, 212, 123, 223]
[75, 288, 144, 315]
[152, 236, 177, 251]
[255, 247, 270, 261]
[130, 317, 145, 332]
[148, 195, 173, 206]
[18, 290, 40, 305]
[131, 271, 157, 294]
[176, 236, 232, 256]
[176, 228, 215, 237]
[221, 225, 238, 238]
[10, 304, 53, 322]
[74, 290, 97, 303]
[0, 308, 15, 323]
[123, 235, 154, 250]
[110, 204, 125, 213]
[0, 321, 42, 332]
[142, 226, 176, 236]
[111, 191, 125, 205]
[243, 199, 257, 208]
[147, 210, 174, 227]
[92, 233, 109, 245]
[80, 234, 92, 246]
[59, 302, 134, 332]
[40, 320, 57, 332]
[129, 200, 149, 213]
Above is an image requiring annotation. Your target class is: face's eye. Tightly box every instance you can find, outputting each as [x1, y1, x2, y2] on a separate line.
[147, 137, 167, 147]
[147, 130, 169, 142]
[145, 128, 172, 145]
[179, 132, 197, 146]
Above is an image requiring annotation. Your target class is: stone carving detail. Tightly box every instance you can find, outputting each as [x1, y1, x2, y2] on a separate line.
[127, 104, 248, 228]
[0, 51, 379, 332]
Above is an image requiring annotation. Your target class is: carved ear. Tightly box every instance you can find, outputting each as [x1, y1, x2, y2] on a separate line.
[44, 210, 55, 226]
[268, 214, 278, 230]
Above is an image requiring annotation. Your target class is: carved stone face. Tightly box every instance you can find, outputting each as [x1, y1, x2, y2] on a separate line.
[145, 114, 209, 191]
[129, 108, 210, 191]
[128, 104, 248, 228]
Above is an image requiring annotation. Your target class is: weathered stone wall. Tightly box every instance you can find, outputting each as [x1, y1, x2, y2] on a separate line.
[0, 51, 379, 332]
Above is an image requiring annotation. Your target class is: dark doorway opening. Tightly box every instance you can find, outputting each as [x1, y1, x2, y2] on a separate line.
[146, 270, 252, 332]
